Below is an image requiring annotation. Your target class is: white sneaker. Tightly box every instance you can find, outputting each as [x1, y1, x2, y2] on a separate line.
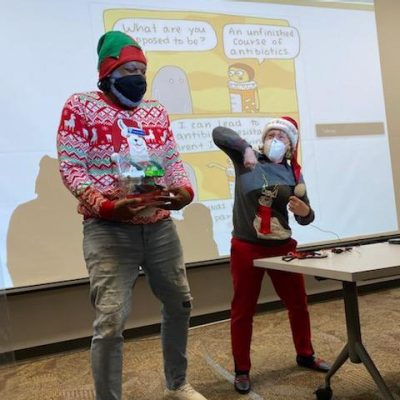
[164, 383, 207, 400]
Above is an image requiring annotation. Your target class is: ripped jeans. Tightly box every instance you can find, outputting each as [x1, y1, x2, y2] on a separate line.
[83, 218, 192, 400]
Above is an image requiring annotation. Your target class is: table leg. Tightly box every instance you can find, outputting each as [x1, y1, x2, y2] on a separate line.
[323, 344, 349, 387]
[316, 281, 395, 400]
[342, 281, 362, 363]
[355, 342, 395, 400]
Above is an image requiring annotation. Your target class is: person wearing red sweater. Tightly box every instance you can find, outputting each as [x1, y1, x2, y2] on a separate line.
[57, 31, 207, 400]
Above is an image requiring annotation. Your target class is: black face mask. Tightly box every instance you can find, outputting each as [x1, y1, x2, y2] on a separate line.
[112, 74, 147, 103]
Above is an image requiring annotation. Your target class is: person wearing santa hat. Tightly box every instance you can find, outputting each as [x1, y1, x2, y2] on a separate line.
[57, 31, 207, 400]
[212, 118, 330, 395]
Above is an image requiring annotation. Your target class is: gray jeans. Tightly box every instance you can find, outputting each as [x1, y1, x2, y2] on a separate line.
[83, 218, 192, 400]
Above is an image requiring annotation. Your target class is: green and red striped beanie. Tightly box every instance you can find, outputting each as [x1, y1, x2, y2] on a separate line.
[97, 31, 147, 80]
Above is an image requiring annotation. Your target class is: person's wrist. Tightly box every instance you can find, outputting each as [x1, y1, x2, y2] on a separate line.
[180, 191, 191, 207]
[244, 146, 252, 156]
[99, 199, 116, 219]
[298, 207, 311, 218]
[181, 186, 194, 202]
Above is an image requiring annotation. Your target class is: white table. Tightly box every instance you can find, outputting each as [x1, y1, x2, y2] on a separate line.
[254, 241, 400, 400]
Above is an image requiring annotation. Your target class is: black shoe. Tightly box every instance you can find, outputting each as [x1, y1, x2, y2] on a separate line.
[296, 355, 331, 372]
[234, 373, 251, 394]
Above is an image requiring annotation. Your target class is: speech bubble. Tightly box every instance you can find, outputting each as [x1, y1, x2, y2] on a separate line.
[223, 24, 300, 63]
[113, 18, 217, 51]
[171, 117, 271, 154]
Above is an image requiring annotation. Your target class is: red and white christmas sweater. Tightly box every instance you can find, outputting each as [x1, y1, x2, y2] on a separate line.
[57, 91, 193, 224]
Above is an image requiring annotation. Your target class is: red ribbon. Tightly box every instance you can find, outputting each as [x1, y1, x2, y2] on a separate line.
[257, 204, 271, 234]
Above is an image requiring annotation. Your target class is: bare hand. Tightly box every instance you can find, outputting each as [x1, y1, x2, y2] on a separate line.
[243, 147, 258, 170]
[288, 196, 310, 217]
[112, 198, 150, 220]
[155, 187, 192, 210]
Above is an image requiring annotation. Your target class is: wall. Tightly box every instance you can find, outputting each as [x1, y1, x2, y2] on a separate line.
[5, 263, 342, 351]
[3, 0, 400, 353]
[375, 0, 400, 217]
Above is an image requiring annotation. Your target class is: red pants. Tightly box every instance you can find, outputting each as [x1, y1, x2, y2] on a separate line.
[230, 237, 314, 372]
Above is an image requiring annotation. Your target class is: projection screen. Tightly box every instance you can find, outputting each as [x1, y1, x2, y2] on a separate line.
[1, 0, 398, 289]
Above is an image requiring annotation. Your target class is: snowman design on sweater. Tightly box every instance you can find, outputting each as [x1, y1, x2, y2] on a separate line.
[111, 118, 164, 195]
[253, 182, 307, 240]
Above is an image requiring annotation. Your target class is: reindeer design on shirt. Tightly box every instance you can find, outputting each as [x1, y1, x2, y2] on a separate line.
[64, 114, 76, 131]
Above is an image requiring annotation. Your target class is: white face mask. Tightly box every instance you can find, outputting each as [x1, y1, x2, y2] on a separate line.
[263, 138, 287, 163]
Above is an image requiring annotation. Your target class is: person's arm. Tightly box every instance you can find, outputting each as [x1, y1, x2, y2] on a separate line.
[57, 95, 114, 218]
[212, 126, 253, 165]
[156, 111, 194, 210]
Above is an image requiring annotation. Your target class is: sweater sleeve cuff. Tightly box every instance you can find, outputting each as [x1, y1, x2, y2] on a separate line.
[296, 208, 315, 226]
[182, 186, 194, 202]
[99, 199, 115, 219]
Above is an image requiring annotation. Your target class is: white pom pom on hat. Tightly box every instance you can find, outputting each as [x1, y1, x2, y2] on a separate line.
[261, 116, 299, 150]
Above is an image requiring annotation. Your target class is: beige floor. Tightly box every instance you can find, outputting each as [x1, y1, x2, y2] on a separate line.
[1, 287, 400, 400]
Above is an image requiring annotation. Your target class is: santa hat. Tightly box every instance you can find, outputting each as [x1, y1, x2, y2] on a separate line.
[261, 116, 298, 149]
[262, 116, 302, 183]
[97, 31, 147, 80]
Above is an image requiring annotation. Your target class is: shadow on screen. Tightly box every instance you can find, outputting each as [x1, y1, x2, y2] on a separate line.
[6, 155, 86, 288]
[173, 202, 219, 263]
[7, 156, 219, 287]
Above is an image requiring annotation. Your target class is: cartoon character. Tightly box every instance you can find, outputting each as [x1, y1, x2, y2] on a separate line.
[152, 66, 193, 114]
[228, 63, 259, 113]
[207, 159, 235, 198]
